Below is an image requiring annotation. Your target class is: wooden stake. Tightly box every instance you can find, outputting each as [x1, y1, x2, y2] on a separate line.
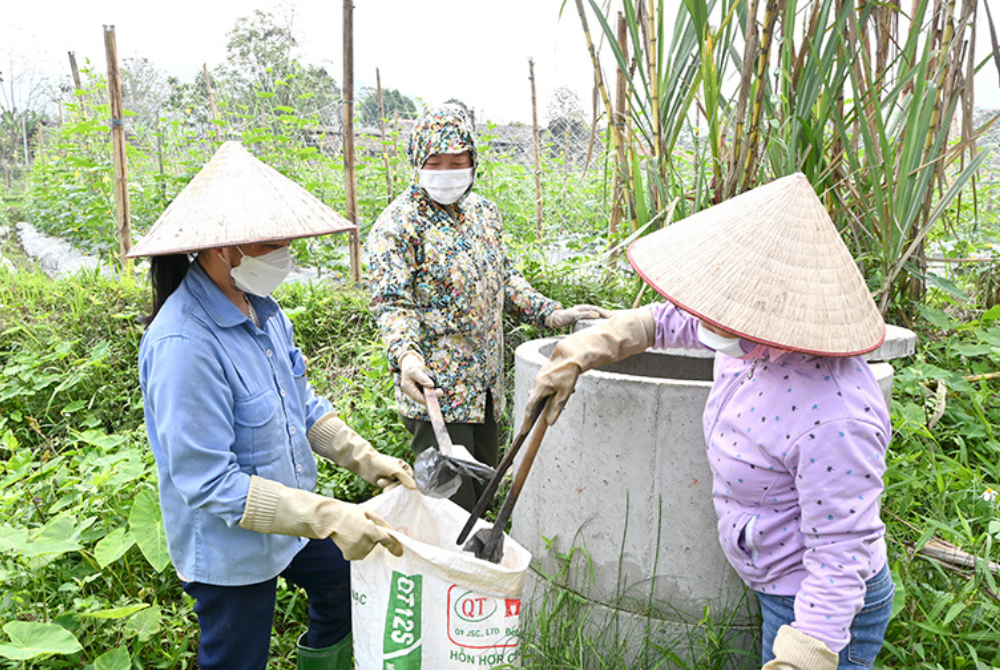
[68, 51, 86, 118]
[376, 68, 392, 200]
[156, 113, 166, 201]
[529, 59, 544, 240]
[104, 25, 133, 268]
[21, 115, 29, 166]
[343, 0, 361, 283]
[203, 63, 222, 142]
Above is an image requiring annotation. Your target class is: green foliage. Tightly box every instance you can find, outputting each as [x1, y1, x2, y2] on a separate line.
[6, 5, 1000, 666]
[358, 87, 417, 127]
[519, 503, 758, 669]
[580, 0, 996, 324]
[0, 261, 402, 667]
[219, 10, 341, 126]
[0, 621, 82, 661]
[878, 305, 1000, 667]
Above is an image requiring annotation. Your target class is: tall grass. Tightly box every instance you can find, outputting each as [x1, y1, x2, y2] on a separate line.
[578, 0, 998, 321]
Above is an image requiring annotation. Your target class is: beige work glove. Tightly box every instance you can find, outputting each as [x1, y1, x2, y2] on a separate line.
[239, 475, 402, 560]
[398, 352, 441, 405]
[544, 304, 614, 329]
[761, 626, 839, 670]
[526, 308, 656, 426]
[308, 413, 416, 491]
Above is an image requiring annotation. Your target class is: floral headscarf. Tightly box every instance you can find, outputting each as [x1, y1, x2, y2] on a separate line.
[406, 104, 478, 172]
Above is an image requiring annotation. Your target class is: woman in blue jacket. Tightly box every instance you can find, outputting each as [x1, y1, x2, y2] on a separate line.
[131, 142, 415, 670]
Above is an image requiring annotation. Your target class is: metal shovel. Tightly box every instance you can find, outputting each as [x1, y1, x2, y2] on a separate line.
[457, 397, 550, 563]
[412, 386, 496, 498]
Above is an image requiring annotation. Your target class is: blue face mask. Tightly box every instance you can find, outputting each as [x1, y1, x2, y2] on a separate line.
[229, 246, 293, 297]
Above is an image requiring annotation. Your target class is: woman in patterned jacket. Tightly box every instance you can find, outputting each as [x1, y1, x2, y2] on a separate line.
[365, 104, 608, 511]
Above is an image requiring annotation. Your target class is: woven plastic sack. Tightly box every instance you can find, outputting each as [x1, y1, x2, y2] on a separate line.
[351, 486, 532, 669]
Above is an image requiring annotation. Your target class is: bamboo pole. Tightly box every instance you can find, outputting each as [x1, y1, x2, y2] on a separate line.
[607, 12, 627, 254]
[529, 59, 544, 240]
[744, 0, 780, 188]
[575, 0, 638, 238]
[69, 51, 83, 90]
[21, 116, 29, 167]
[343, 0, 361, 283]
[156, 112, 166, 201]
[645, 0, 662, 211]
[727, 0, 759, 198]
[104, 25, 133, 270]
[376, 68, 392, 200]
[926, 0, 957, 160]
[203, 63, 222, 142]
[574, 0, 625, 168]
[68, 51, 86, 118]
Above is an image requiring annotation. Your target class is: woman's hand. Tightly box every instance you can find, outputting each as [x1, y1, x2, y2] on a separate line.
[399, 352, 441, 405]
[761, 626, 838, 670]
[544, 304, 613, 329]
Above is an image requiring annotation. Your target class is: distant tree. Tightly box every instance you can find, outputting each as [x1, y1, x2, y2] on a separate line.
[547, 87, 585, 125]
[220, 10, 297, 100]
[357, 87, 417, 127]
[0, 48, 55, 177]
[121, 57, 170, 130]
[545, 87, 589, 160]
[215, 10, 341, 130]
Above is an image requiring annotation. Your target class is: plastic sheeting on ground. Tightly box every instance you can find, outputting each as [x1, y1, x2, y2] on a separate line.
[14, 222, 114, 280]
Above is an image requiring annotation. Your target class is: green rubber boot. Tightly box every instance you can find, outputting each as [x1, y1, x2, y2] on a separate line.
[296, 632, 353, 670]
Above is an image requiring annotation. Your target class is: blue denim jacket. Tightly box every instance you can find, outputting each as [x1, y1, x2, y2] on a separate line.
[138, 261, 332, 585]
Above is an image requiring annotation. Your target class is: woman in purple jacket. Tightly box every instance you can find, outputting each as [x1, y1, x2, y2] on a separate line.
[525, 174, 894, 670]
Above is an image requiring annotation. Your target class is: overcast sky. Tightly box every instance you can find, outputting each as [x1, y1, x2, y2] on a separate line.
[1, 0, 600, 125]
[2, 0, 998, 125]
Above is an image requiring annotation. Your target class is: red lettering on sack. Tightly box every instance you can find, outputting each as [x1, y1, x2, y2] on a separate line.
[505, 599, 521, 617]
[446, 585, 518, 650]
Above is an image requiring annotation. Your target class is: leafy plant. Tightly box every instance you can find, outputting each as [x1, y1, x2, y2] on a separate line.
[575, 0, 998, 323]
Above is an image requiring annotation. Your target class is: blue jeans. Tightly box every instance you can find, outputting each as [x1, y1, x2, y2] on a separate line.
[758, 564, 894, 669]
[182, 538, 351, 670]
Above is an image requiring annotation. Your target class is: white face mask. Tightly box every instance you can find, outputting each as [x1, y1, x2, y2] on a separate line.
[418, 167, 475, 205]
[697, 322, 745, 358]
[229, 246, 294, 297]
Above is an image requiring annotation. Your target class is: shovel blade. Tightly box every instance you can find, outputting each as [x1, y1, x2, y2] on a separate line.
[462, 527, 504, 563]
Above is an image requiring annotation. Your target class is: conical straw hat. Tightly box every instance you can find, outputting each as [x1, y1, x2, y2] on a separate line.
[127, 142, 355, 257]
[627, 173, 885, 356]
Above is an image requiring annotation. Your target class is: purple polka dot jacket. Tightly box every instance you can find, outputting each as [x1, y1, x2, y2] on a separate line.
[650, 302, 890, 653]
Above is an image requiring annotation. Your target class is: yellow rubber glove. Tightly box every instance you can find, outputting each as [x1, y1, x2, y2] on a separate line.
[526, 308, 656, 426]
[761, 626, 839, 670]
[238, 475, 402, 560]
[398, 352, 440, 405]
[544, 304, 614, 329]
[308, 413, 416, 490]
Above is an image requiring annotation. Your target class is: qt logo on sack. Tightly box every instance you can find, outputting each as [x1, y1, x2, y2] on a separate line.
[382, 571, 423, 669]
[447, 585, 520, 651]
[453, 591, 498, 623]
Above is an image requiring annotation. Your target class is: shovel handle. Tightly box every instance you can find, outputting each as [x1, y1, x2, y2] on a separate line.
[423, 386, 453, 458]
[456, 397, 548, 545]
[478, 407, 551, 561]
